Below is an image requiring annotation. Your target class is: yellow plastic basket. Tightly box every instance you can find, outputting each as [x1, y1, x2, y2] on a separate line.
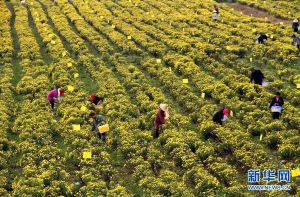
[98, 124, 109, 133]
[95, 105, 103, 112]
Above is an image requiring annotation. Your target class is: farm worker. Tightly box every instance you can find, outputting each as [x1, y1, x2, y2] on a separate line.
[292, 35, 300, 49]
[292, 19, 299, 33]
[89, 112, 107, 142]
[257, 33, 268, 44]
[89, 93, 104, 112]
[153, 103, 169, 139]
[269, 92, 284, 119]
[47, 88, 64, 113]
[213, 107, 228, 125]
[212, 10, 218, 20]
[250, 68, 265, 85]
[214, 5, 219, 14]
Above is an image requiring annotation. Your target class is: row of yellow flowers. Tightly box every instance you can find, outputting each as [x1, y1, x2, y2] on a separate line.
[53, 0, 299, 195]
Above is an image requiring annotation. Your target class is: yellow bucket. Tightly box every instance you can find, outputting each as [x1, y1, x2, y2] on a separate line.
[98, 124, 109, 133]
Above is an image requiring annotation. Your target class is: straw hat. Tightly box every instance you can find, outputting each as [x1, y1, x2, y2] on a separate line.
[293, 19, 299, 23]
[213, 10, 217, 13]
[159, 103, 169, 119]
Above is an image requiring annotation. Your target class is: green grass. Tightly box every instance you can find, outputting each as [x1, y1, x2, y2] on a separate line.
[77, 63, 98, 94]
[26, 6, 52, 64]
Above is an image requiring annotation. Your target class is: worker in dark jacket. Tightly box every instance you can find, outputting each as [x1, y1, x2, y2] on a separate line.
[89, 93, 104, 112]
[213, 107, 228, 125]
[153, 104, 169, 139]
[292, 19, 299, 33]
[214, 5, 219, 14]
[89, 112, 106, 142]
[257, 33, 268, 44]
[250, 68, 265, 85]
[269, 92, 284, 119]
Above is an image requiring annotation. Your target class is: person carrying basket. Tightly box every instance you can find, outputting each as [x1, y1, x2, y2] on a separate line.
[89, 112, 109, 142]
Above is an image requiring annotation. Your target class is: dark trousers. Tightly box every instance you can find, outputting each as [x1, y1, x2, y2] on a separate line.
[153, 127, 163, 139]
[272, 112, 280, 119]
[49, 100, 55, 110]
[258, 38, 266, 44]
[254, 80, 263, 85]
[96, 131, 106, 142]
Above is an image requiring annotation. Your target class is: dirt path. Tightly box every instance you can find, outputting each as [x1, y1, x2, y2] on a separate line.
[225, 2, 292, 25]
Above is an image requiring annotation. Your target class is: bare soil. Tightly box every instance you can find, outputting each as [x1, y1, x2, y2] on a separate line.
[225, 2, 292, 25]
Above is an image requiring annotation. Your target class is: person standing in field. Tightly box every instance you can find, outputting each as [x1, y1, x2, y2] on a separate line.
[257, 33, 268, 44]
[212, 5, 219, 21]
[213, 107, 229, 125]
[89, 112, 107, 142]
[292, 19, 299, 33]
[214, 5, 219, 14]
[212, 10, 218, 20]
[47, 87, 64, 113]
[269, 92, 284, 119]
[153, 104, 169, 139]
[250, 68, 265, 85]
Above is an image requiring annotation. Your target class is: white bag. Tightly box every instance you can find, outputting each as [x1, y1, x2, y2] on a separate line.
[262, 81, 270, 87]
[222, 115, 228, 121]
[271, 106, 282, 113]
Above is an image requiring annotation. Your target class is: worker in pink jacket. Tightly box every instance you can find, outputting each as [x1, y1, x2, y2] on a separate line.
[47, 88, 64, 113]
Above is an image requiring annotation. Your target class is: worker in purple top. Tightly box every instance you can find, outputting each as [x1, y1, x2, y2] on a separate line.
[47, 88, 64, 113]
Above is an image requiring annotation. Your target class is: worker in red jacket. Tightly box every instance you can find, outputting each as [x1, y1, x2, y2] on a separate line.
[153, 104, 169, 139]
[47, 88, 64, 113]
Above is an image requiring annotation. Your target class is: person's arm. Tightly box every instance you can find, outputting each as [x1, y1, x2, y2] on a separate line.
[91, 121, 96, 131]
[280, 98, 284, 106]
[96, 97, 104, 105]
[56, 95, 61, 103]
[260, 71, 264, 79]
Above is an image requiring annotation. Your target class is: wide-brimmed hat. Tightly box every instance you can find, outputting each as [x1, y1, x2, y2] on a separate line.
[159, 103, 168, 111]
[159, 104, 169, 119]
[293, 19, 299, 23]
[213, 10, 217, 13]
